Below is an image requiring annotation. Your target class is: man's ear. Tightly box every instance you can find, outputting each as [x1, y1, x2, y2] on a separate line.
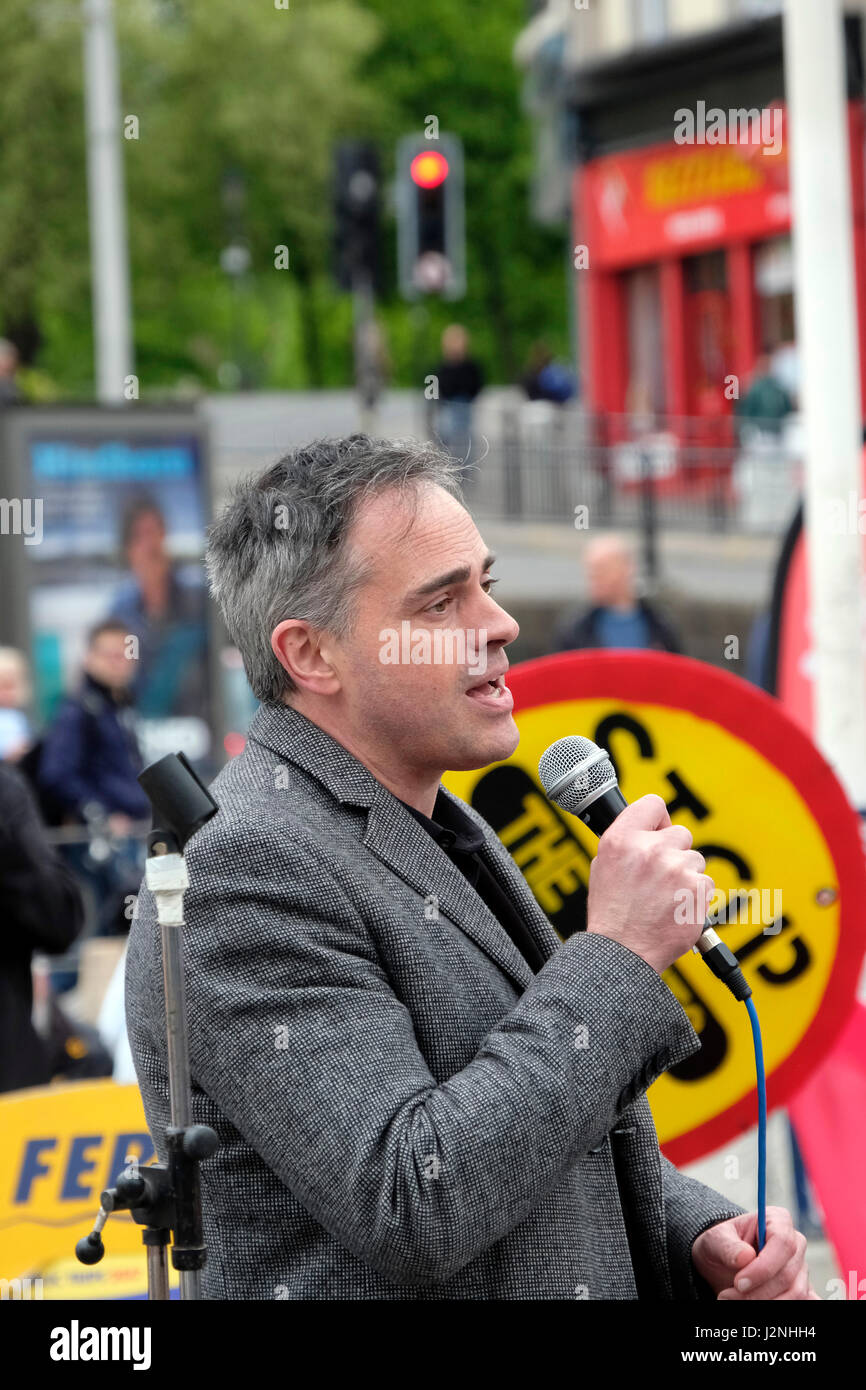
[271, 619, 341, 696]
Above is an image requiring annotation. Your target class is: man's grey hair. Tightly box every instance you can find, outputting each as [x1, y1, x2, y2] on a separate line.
[206, 434, 466, 703]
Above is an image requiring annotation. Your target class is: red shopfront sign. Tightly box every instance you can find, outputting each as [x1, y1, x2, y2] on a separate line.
[579, 131, 788, 269]
[576, 103, 863, 271]
[575, 102, 866, 419]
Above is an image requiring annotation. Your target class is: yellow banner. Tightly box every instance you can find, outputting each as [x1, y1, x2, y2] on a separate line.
[0, 1079, 174, 1300]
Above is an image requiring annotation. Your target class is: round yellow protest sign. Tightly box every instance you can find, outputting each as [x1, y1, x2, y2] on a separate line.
[444, 651, 866, 1164]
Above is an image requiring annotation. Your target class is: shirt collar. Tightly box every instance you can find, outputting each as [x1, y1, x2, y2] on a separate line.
[399, 787, 486, 855]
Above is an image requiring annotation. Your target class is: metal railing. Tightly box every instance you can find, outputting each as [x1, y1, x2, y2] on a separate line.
[452, 405, 803, 535]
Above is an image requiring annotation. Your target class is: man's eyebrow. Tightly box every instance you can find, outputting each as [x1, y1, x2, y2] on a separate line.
[403, 552, 497, 606]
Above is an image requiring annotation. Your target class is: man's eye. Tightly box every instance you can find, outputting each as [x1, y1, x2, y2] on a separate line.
[426, 578, 498, 615]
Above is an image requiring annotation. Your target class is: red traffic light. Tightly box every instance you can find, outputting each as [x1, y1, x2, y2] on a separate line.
[410, 151, 449, 189]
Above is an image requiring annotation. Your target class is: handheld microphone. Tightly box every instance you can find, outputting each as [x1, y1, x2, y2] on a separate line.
[538, 735, 751, 1002]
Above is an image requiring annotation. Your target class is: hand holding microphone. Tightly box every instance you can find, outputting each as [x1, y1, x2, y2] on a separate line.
[583, 793, 714, 976]
[539, 736, 751, 1000]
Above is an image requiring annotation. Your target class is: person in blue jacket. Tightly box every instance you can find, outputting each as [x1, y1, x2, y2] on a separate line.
[554, 535, 681, 655]
[38, 619, 150, 828]
[37, 621, 150, 943]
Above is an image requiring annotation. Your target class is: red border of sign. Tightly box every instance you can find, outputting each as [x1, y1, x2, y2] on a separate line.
[506, 649, 866, 1166]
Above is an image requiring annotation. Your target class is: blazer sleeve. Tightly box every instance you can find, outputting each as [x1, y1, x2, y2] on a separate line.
[153, 820, 709, 1288]
[661, 1152, 748, 1300]
[37, 700, 95, 819]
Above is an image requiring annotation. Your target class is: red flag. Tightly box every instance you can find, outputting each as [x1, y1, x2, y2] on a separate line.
[788, 1000, 866, 1292]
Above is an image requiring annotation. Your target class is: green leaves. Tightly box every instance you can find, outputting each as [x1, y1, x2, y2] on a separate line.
[0, 0, 567, 394]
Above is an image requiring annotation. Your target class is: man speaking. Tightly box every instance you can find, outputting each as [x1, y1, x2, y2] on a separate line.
[126, 434, 814, 1300]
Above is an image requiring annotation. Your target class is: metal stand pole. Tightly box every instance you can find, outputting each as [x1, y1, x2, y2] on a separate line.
[75, 753, 219, 1299]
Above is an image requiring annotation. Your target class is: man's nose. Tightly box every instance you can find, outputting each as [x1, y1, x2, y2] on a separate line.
[482, 594, 519, 646]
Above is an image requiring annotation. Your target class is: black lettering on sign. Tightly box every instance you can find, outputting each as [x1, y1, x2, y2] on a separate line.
[736, 917, 811, 985]
[664, 769, 711, 822]
[695, 843, 752, 890]
[695, 845, 810, 986]
[697, 843, 752, 931]
[665, 963, 728, 1080]
[471, 765, 592, 938]
[593, 712, 654, 785]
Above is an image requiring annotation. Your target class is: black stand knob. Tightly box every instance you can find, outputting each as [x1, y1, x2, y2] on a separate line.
[75, 1232, 105, 1265]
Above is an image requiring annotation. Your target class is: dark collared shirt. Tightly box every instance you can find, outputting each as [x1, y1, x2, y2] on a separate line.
[399, 788, 546, 974]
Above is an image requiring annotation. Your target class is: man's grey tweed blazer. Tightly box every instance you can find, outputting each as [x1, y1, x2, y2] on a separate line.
[125, 699, 745, 1300]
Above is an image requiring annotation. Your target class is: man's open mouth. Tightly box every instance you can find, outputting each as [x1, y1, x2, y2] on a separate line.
[465, 673, 508, 701]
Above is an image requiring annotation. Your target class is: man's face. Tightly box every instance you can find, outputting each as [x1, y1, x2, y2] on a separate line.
[323, 483, 520, 778]
[86, 631, 134, 690]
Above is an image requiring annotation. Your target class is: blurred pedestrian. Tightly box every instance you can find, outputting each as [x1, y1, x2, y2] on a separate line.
[0, 646, 34, 761]
[554, 534, 681, 654]
[521, 341, 576, 405]
[0, 338, 21, 406]
[429, 324, 484, 478]
[38, 620, 150, 831]
[735, 353, 793, 437]
[0, 761, 84, 1092]
[37, 621, 149, 941]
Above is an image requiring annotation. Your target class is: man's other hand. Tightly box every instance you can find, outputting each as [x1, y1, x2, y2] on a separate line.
[692, 1207, 819, 1299]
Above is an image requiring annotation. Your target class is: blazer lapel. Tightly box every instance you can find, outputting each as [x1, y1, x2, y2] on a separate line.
[363, 787, 537, 995]
[247, 700, 559, 993]
[465, 804, 565, 966]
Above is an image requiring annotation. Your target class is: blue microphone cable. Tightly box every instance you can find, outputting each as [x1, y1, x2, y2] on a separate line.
[694, 929, 766, 1249]
[745, 995, 767, 1250]
[535, 737, 771, 1251]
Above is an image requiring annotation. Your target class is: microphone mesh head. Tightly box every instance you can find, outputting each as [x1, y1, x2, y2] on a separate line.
[538, 736, 616, 815]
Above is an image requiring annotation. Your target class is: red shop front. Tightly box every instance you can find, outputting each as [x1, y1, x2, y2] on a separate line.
[575, 103, 866, 427]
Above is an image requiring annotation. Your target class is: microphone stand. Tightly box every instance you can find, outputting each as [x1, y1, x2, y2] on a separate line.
[75, 752, 219, 1300]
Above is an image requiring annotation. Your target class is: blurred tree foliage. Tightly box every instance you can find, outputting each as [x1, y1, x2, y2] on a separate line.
[0, 1, 92, 390]
[0, 0, 568, 396]
[360, 0, 570, 388]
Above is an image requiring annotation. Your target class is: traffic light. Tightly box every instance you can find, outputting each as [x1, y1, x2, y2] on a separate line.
[333, 141, 381, 292]
[396, 133, 465, 300]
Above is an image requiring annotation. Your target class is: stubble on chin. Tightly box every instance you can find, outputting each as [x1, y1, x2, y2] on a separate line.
[447, 714, 520, 773]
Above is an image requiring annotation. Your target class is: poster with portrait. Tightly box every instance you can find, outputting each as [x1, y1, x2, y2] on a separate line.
[0, 407, 218, 772]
